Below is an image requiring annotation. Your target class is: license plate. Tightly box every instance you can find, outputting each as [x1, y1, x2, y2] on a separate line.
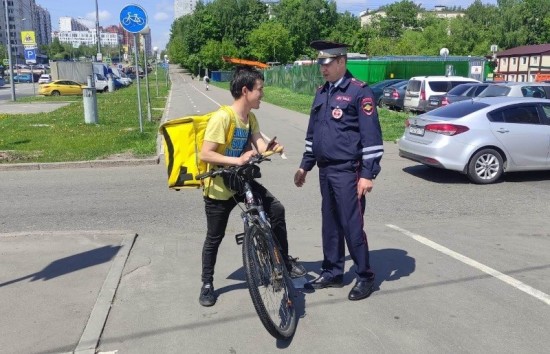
[429, 100, 439, 106]
[409, 126, 425, 136]
[384, 92, 390, 97]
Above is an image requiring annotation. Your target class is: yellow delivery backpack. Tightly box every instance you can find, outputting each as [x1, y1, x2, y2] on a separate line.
[159, 106, 236, 190]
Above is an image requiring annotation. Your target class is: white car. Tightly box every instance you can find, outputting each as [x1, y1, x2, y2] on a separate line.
[115, 75, 132, 86]
[404, 75, 480, 113]
[38, 74, 52, 84]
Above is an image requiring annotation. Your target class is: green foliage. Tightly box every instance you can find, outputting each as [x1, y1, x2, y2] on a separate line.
[166, 0, 550, 73]
[248, 22, 293, 63]
[379, 0, 422, 38]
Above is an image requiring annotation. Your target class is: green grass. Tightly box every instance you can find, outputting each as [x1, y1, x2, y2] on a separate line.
[0, 73, 170, 163]
[213, 81, 408, 142]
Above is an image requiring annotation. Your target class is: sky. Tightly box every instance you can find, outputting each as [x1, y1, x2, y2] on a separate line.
[38, 0, 498, 51]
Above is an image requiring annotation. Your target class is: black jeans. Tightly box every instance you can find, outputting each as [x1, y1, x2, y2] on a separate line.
[201, 181, 289, 284]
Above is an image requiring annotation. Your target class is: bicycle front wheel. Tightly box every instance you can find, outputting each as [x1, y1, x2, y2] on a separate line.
[243, 225, 297, 339]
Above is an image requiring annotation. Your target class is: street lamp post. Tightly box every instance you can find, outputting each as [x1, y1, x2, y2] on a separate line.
[440, 47, 450, 75]
[165, 55, 169, 87]
[95, 0, 101, 60]
[153, 46, 159, 96]
[3, 0, 16, 101]
[140, 27, 152, 122]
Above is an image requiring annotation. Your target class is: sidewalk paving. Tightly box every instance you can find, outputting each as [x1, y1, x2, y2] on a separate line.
[0, 230, 136, 354]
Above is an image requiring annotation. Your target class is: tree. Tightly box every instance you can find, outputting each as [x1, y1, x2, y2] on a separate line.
[328, 12, 364, 53]
[272, 0, 338, 59]
[248, 21, 292, 63]
[49, 38, 65, 58]
[378, 0, 422, 38]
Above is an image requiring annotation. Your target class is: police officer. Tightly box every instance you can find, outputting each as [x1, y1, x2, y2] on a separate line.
[294, 40, 383, 301]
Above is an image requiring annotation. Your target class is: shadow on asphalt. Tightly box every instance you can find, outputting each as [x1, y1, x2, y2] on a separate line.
[403, 164, 550, 184]
[0, 245, 121, 287]
[402, 165, 470, 184]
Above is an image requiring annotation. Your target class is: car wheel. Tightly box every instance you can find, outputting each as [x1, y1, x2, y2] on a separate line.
[467, 148, 503, 184]
[51, 90, 61, 96]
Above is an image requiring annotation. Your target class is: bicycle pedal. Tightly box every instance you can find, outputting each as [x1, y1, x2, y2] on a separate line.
[235, 233, 244, 245]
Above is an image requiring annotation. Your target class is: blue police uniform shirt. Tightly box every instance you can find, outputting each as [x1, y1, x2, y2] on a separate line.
[299, 71, 383, 179]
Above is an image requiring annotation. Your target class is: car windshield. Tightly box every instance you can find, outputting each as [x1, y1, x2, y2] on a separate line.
[407, 80, 421, 91]
[426, 101, 490, 119]
[479, 85, 510, 97]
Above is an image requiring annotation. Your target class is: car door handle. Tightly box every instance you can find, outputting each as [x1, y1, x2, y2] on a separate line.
[496, 128, 509, 133]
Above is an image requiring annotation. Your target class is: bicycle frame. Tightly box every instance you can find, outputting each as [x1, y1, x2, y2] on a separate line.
[235, 180, 286, 280]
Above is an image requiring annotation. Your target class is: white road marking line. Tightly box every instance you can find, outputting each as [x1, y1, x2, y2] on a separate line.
[386, 224, 550, 306]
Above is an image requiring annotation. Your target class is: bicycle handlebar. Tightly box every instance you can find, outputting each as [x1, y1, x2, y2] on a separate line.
[196, 146, 283, 180]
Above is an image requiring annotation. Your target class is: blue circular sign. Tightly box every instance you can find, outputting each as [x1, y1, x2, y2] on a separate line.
[120, 4, 148, 33]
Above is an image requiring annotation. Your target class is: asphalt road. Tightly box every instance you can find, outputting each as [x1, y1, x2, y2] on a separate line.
[0, 82, 40, 101]
[1, 69, 549, 353]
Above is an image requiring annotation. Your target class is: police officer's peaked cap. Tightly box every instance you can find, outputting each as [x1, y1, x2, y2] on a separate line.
[310, 40, 349, 65]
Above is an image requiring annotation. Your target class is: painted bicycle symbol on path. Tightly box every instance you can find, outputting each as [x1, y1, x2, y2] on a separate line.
[122, 12, 144, 26]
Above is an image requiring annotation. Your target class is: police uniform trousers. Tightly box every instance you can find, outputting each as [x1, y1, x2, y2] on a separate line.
[318, 160, 374, 281]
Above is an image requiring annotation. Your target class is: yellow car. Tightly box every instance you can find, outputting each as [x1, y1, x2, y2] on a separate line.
[38, 80, 84, 96]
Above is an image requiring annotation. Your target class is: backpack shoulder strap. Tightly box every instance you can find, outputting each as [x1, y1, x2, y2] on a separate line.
[218, 105, 236, 145]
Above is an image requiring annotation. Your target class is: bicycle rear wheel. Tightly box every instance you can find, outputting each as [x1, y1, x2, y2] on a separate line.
[243, 225, 297, 339]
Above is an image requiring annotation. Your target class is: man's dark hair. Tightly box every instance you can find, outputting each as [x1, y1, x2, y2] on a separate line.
[230, 66, 264, 99]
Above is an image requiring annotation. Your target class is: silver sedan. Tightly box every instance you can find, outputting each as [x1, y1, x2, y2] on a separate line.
[397, 97, 550, 184]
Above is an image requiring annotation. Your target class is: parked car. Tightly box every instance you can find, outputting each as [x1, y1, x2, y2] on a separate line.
[379, 80, 409, 111]
[38, 80, 84, 96]
[38, 74, 52, 84]
[369, 79, 407, 106]
[404, 76, 480, 113]
[113, 77, 125, 89]
[113, 74, 132, 86]
[477, 82, 550, 98]
[424, 83, 491, 111]
[12, 73, 34, 83]
[94, 73, 109, 93]
[398, 97, 550, 184]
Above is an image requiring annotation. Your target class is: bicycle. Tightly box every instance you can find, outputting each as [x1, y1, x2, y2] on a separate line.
[122, 12, 144, 26]
[197, 149, 297, 339]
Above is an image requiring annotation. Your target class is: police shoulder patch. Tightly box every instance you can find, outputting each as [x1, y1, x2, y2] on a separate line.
[361, 97, 374, 116]
[351, 78, 366, 87]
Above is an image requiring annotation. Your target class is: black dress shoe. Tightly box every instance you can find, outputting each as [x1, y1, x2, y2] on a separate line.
[304, 275, 344, 290]
[348, 278, 375, 301]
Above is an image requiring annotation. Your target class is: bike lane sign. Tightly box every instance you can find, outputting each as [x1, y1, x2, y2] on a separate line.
[119, 4, 147, 33]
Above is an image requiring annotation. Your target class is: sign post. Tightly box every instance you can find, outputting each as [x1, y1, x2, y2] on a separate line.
[120, 4, 148, 133]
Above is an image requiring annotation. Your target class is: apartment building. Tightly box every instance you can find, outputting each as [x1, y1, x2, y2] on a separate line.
[360, 5, 464, 27]
[0, 0, 51, 60]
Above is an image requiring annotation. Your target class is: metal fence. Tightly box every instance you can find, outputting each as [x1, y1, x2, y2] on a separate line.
[215, 56, 489, 96]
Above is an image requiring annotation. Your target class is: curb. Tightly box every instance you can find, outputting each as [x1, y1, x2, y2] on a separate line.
[0, 156, 160, 171]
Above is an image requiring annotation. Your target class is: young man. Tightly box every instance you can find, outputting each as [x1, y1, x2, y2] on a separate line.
[294, 40, 384, 301]
[203, 74, 210, 90]
[198, 66, 306, 307]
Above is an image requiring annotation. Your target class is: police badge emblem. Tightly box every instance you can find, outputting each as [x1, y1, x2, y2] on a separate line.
[332, 107, 343, 119]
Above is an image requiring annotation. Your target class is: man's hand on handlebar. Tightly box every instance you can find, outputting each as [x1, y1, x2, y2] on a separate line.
[238, 150, 256, 166]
